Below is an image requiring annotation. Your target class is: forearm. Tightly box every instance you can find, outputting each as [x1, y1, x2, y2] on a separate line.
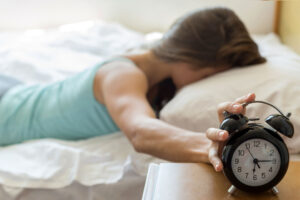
[130, 117, 212, 163]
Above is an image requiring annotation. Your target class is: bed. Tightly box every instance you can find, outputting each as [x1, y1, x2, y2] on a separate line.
[0, 20, 300, 200]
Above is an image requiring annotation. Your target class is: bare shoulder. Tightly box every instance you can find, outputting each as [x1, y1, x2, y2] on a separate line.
[93, 60, 148, 104]
[96, 59, 147, 83]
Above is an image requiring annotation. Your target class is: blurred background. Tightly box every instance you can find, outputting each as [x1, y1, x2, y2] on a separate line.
[0, 0, 299, 52]
[0, 0, 275, 33]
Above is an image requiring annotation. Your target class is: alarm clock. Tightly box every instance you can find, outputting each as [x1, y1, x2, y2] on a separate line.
[220, 100, 294, 194]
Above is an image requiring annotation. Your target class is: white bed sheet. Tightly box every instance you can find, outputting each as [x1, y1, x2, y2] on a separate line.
[0, 133, 164, 200]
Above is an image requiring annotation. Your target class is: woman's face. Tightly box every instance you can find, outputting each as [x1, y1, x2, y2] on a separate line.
[171, 63, 228, 89]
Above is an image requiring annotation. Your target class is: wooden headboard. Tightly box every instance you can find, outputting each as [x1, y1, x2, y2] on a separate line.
[277, 1, 300, 54]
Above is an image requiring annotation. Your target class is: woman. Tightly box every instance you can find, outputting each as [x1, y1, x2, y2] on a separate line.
[0, 8, 265, 171]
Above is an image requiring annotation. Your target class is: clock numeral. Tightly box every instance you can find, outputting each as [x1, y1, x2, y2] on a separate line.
[264, 143, 267, 149]
[238, 150, 244, 156]
[270, 149, 274, 156]
[254, 140, 260, 147]
[269, 167, 273, 172]
[272, 159, 276, 164]
[253, 175, 257, 180]
[245, 143, 250, 149]
[234, 158, 239, 164]
[261, 173, 266, 179]
[237, 167, 242, 173]
[245, 173, 249, 179]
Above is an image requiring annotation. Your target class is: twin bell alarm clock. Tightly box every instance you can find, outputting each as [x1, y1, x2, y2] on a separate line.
[220, 100, 294, 194]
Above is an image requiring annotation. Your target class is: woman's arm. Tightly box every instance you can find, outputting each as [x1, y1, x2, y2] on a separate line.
[94, 63, 255, 171]
[95, 64, 211, 163]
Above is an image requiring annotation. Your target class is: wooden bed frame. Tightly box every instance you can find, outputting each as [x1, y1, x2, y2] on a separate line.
[273, 1, 281, 34]
[274, 1, 300, 54]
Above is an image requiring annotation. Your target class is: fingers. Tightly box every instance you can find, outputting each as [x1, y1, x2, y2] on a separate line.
[218, 102, 242, 121]
[217, 93, 256, 122]
[209, 93, 256, 172]
[217, 141, 225, 158]
[206, 128, 226, 171]
[206, 128, 228, 142]
[233, 93, 256, 115]
[217, 102, 243, 122]
[234, 93, 256, 104]
[209, 142, 223, 172]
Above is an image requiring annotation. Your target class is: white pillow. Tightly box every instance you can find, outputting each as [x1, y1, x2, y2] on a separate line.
[160, 45, 300, 154]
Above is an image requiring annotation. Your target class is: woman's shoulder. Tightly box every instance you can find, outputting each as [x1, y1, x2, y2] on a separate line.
[97, 55, 145, 80]
[96, 54, 146, 79]
[100, 56, 137, 68]
[93, 56, 148, 104]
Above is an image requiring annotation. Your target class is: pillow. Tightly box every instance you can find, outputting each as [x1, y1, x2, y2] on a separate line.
[160, 45, 300, 154]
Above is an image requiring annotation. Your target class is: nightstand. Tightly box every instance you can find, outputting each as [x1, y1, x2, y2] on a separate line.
[142, 161, 300, 200]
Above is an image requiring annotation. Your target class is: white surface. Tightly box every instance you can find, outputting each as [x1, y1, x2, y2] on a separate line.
[0, 0, 275, 34]
[142, 164, 159, 200]
[0, 20, 144, 84]
[0, 133, 162, 200]
[0, 133, 144, 188]
[160, 33, 300, 154]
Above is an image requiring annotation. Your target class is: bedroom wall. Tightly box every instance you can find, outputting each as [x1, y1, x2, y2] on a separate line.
[0, 0, 275, 34]
[278, 1, 300, 54]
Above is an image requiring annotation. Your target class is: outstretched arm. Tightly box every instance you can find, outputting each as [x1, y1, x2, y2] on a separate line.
[94, 63, 255, 171]
[95, 64, 211, 163]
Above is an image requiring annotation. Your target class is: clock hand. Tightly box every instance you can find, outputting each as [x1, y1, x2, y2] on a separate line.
[257, 160, 273, 162]
[246, 146, 255, 159]
[257, 162, 261, 169]
[246, 146, 261, 169]
[253, 158, 261, 169]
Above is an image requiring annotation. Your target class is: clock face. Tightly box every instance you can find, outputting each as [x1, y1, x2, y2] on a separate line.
[231, 138, 281, 186]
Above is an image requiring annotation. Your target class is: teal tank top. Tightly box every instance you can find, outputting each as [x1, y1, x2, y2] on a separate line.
[0, 57, 133, 146]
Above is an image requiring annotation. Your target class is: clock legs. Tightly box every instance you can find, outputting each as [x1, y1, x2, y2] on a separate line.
[227, 185, 236, 194]
[271, 186, 279, 195]
[227, 185, 279, 195]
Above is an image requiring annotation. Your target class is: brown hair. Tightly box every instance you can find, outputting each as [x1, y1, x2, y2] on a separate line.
[152, 7, 266, 68]
[149, 7, 266, 116]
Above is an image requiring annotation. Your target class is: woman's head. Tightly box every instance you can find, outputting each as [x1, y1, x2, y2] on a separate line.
[150, 7, 266, 115]
[152, 7, 266, 69]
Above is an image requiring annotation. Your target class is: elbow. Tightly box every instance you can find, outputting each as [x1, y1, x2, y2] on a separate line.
[127, 118, 154, 154]
[123, 117, 158, 154]
[129, 125, 145, 153]
[132, 138, 144, 153]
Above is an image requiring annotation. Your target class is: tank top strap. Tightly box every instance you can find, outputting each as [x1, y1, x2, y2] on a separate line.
[101, 56, 137, 68]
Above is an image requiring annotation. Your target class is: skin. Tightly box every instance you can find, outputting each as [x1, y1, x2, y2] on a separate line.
[93, 50, 256, 172]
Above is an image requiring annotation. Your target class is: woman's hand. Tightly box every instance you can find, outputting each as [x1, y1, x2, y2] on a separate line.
[206, 93, 256, 172]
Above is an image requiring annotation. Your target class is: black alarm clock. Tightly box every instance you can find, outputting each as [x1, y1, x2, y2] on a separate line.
[220, 100, 294, 194]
